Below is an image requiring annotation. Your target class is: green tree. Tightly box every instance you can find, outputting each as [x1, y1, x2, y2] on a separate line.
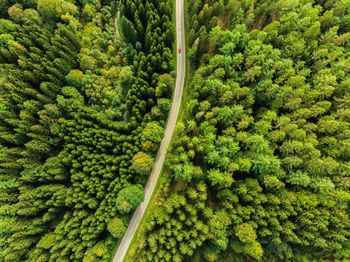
[131, 152, 154, 176]
[8, 4, 23, 23]
[66, 69, 84, 88]
[141, 122, 164, 152]
[116, 185, 144, 214]
[37, 0, 78, 20]
[107, 218, 126, 239]
[207, 169, 234, 189]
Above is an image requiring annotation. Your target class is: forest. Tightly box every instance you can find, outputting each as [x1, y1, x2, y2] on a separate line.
[1, 0, 350, 261]
[129, 0, 350, 261]
[0, 0, 174, 261]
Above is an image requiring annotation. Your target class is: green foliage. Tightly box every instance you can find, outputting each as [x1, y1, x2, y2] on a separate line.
[92, 242, 108, 258]
[137, 0, 350, 261]
[139, 183, 210, 261]
[66, 69, 84, 88]
[107, 218, 126, 239]
[141, 121, 164, 152]
[156, 74, 174, 98]
[116, 185, 144, 214]
[0, 0, 174, 260]
[7, 4, 23, 23]
[37, 0, 78, 20]
[207, 169, 234, 189]
[131, 152, 154, 176]
[80, 54, 97, 71]
[235, 223, 257, 243]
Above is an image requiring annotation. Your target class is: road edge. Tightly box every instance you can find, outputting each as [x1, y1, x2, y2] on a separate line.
[112, 0, 186, 260]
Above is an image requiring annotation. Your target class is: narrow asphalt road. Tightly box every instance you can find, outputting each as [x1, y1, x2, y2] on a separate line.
[112, 0, 186, 261]
[114, 10, 121, 39]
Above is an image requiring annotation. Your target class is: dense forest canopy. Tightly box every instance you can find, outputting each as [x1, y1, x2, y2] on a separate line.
[1, 0, 350, 261]
[131, 0, 350, 261]
[0, 0, 174, 261]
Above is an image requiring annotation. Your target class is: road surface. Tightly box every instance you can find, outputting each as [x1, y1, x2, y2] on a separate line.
[112, 0, 186, 261]
[114, 10, 121, 39]
[114, 0, 121, 39]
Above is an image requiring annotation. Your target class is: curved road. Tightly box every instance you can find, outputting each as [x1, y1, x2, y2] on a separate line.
[112, 0, 186, 261]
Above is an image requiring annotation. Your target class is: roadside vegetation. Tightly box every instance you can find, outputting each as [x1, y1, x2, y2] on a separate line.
[2, 0, 350, 261]
[132, 0, 350, 261]
[0, 0, 174, 260]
